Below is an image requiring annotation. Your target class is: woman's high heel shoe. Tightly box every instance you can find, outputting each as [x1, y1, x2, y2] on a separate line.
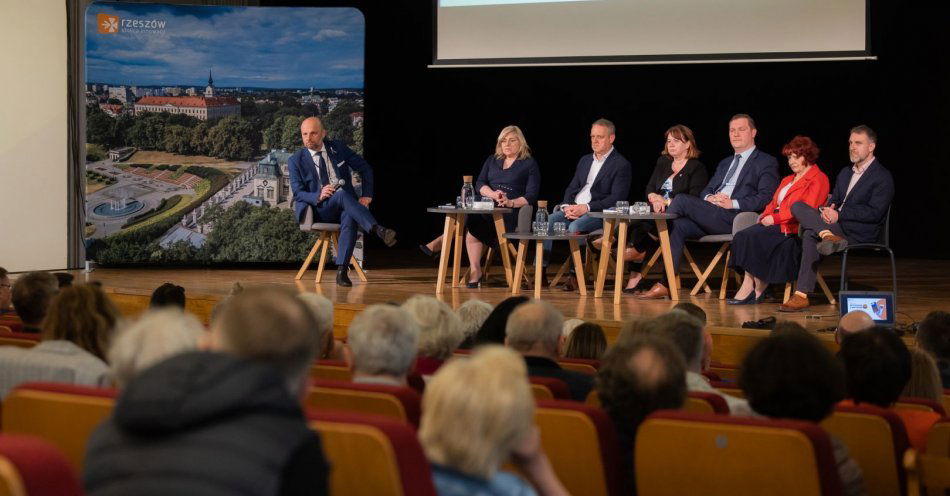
[727, 291, 765, 305]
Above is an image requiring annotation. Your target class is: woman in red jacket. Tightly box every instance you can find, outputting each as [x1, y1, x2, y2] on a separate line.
[728, 136, 830, 304]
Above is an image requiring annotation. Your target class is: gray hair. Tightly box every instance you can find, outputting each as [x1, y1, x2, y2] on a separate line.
[109, 309, 204, 388]
[592, 118, 616, 135]
[348, 304, 420, 377]
[457, 299, 494, 340]
[651, 310, 705, 370]
[402, 296, 464, 360]
[297, 292, 335, 357]
[505, 301, 564, 354]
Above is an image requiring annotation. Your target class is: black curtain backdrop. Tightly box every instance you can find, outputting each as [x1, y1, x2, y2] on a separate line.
[269, 0, 949, 259]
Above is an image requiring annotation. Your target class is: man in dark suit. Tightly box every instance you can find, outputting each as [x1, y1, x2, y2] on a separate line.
[781, 125, 894, 311]
[289, 117, 396, 287]
[545, 118, 632, 290]
[638, 114, 779, 299]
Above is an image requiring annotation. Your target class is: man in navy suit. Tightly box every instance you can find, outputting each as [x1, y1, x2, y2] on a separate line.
[289, 117, 396, 287]
[781, 125, 894, 311]
[638, 114, 779, 299]
[544, 118, 632, 290]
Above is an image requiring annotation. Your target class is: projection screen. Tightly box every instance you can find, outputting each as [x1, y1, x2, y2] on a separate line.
[433, 0, 871, 66]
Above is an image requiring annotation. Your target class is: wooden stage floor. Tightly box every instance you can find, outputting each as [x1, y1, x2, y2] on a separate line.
[70, 247, 942, 332]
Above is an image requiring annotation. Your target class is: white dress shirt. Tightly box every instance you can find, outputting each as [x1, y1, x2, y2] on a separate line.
[309, 144, 338, 185]
[706, 146, 755, 209]
[841, 157, 873, 211]
[574, 147, 613, 206]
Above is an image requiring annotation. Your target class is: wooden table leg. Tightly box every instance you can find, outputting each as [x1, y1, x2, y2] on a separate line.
[594, 218, 616, 298]
[493, 213, 514, 287]
[613, 220, 628, 305]
[436, 214, 456, 294]
[570, 239, 587, 296]
[656, 219, 679, 300]
[534, 241, 544, 299]
[512, 240, 527, 295]
[452, 214, 466, 288]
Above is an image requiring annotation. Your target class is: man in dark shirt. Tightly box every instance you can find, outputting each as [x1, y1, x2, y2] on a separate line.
[504, 300, 592, 401]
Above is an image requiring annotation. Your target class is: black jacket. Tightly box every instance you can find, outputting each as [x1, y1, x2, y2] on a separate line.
[644, 156, 708, 200]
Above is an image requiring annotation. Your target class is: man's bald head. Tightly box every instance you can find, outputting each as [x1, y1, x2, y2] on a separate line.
[836, 311, 875, 343]
[505, 300, 564, 357]
[300, 116, 326, 151]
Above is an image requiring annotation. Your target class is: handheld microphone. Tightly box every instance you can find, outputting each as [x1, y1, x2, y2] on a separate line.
[331, 179, 346, 190]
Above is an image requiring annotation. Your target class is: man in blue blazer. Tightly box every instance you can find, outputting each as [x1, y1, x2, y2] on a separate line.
[638, 114, 779, 299]
[781, 125, 894, 311]
[544, 119, 632, 290]
[289, 117, 396, 286]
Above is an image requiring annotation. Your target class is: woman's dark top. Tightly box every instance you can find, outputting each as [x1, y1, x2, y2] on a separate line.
[644, 156, 707, 200]
[475, 156, 540, 204]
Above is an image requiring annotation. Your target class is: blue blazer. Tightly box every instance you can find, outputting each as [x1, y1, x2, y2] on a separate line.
[288, 140, 375, 223]
[829, 159, 894, 244]
[700, 148, 779, 213]
[560, 150, 632, 212]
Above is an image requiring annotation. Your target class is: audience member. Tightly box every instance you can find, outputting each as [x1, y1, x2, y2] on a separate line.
[770, 320, 809, 336]
[916, 310, 950, 387]
[903, 347, 943, 403]
[0, 283, 118, 397]
[149, 283, 186, 310]
[561, 318, 584, 339]
[562, 322, 607, 360]
[456, 299, 493, 349]
[596, 334, 687, 494]
[84, 287, 328, 495]
[53, 272, 74, 288]
[419, 346, 568, 496]
[10, 272, 59, 333]
[0, 267, 12, 316]
[472, 296, 529, 345]
[108, 309, 204, 388]
[672, 302, 706, 324]
[346, 304, 420, 386]
[838, 326, 940, 451]
[209, 281, 243, 324]
[402, 296, 464, 376]
[672, 302, 713, 371]
[835, 310, 874, 344]
[654, 311, 752, 415]
[739, 331, 864, 496]
[505, 301, 593, 401]
[297, 292, 342, 360]
[616, 317, 652, 345]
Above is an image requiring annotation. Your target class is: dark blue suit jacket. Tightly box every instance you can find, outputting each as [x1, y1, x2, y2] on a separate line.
[700, 147, 779, 213]
[829, 159, 894, 243]
[288, 140, 375, 223]
[560, 149, 632, 212]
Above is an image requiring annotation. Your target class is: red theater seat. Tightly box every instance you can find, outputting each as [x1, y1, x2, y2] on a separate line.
[528, 376, 571, 401]
[0, 332, 39, 349]
[684, 391, 730, 414]
[557, 358, 600, 376]
[0, 434, 82, 496]
[821, 403, 910, 496]
[305, 379, 422, 428]
[894, 397, 946, 416]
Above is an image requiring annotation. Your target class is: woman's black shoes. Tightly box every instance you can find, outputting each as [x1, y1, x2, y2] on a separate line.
[419, 244, 437, 258]
[727, 291, 764, 305]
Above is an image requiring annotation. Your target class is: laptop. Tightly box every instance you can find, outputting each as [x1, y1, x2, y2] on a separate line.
[838, 291, 896, 327]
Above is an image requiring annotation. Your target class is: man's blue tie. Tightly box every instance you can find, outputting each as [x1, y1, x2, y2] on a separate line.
[314, 152, 330, 186]
[716, 154, 742, 193]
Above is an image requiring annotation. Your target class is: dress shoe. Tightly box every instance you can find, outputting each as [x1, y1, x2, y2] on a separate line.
[623, 247, 646, 263]
[727, 291, 764, 305]
[419, 244, 437, 258]
[817, 235, 848, 256]
[636, 282, 669, 300]
[561, 274, 578, 292]
[622, 274, 644, 294]
[778, 293, 810, 312]
[336, 267, 353, 287]
[373, 225, 397, 247]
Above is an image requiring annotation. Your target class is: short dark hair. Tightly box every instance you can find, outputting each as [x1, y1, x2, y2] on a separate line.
[771, 320, 809, 336]
[781, 135, 820, 164]
[563, 322, 607, 360]
[740, 331, 844, 422]
[11, 272, 59, 325]
[850, 125, 877, 143]
[150, 283, 186, 310]
[473, 296, 529, 346]
[730, 113, 756, 130]
[672, 302, 706, 325]
[652, 311, 704, 368]
[838, 326, 910, 408]
[917, 311, 950, 361]
[0, 267, 8, 279]
[53, 272, 74, 288]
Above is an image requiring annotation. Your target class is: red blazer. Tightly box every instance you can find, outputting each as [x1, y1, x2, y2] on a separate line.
[759, 165, 830, 234]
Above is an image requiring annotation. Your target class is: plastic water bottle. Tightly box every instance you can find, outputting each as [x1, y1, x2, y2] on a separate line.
[460, 175, 475, 209]
[534, 200, 549, 235]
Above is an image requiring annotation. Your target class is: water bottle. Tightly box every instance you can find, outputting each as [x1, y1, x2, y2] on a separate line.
[460, 175, 475, 209]
[534, 200, 549, 235]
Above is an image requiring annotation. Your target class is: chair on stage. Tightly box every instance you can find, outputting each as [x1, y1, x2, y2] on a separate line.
[685, 212, 759, 299]
[820, 403, 910, 496]
[528, 376, 571, 401]
[295, 207, 367, 284]
[304, 379, 422, 428]
[636, 410, 845, 496]
[308, 410, 436, 496]
[683, 392, 730, 415]
[2, 383, 117, 472]
[0, 434, 83, 496]
[837, 206, 896, 297]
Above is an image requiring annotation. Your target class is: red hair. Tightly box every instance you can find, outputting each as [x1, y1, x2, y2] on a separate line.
[782, 135, 820, 164]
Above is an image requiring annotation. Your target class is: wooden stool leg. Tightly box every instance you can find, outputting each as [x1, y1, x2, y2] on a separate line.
[718, 250, 731, 300]
[783, 282, 793, 303]
[570, 239, 587, 296]
[315, 232, 332, 283]
[296, 232, 325, 280]
[550, 258, 571, 288]
[512, 240, 527, 295]
[816, 271, 836, 305]
[483, 246, 494, 279]
[534, 241, 544, 299]
[436, 215, 457, 294]
[351, 256, 368, 282]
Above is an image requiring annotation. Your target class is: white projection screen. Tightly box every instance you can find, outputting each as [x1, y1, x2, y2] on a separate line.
[434, 0, 870, 66]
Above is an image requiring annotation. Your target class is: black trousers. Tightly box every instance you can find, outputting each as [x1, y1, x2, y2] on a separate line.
[790, 201, 848, 292]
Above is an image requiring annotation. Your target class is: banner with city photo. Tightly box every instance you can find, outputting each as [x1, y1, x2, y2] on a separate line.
[84, 2, 365, 264]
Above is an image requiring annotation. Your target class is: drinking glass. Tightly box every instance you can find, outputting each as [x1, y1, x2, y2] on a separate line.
[615, 201, 629, 213]
[553, 222, 566, 236]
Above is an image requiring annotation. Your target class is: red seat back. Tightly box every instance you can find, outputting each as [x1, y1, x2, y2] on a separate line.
[895, 396, 947, 416]
[684, 391, 730, 414]
[306, 379, 422, 428]
[528, 376, 571, 400]
[0, 434, 82, 496]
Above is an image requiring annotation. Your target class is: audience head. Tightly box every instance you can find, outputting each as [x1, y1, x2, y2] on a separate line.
[740, 330, 844, 422]
[347, 304, 420, 381]
[781, 135, 820, 167]
[505, 300, 564, 358]
[149, 283, 186, 310]
[662, 124, 700, 160]
[562, 318, 584, 339]
[672, 302, 706, 325]
[0, 267, 11, 311]
[473, 296, 529, 345]
[209, 281, 244, 324]
[419, 345, 534, 479]
[456, 299, 493, 346]
[849, 124, 877, 164]
[770, 320, 809, 336]
[591, 118, 616, 156]
[210, 287, 320, 396]
[42, 283, 119, 361]
[11, 272, 59, 326]
[53, 272, 74, 288]
[296, 292, 335, 359]
[838, 326, 910, 408]
[616, 317, 653, 345]
[652, 310, 705, 372]
[109, 309, 204, 388]
[916, 310, 950, 362]
[835, 310, 875, 344]
[494, 125, 531, 160]
[563, 322, 607, 360]
[402, 295, 464, 360]
[903, 346, 943, 403]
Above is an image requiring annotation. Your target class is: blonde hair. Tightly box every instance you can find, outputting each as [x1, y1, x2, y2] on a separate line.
[903, 346, 943, 402]
[109, 309, 204, 388]
[457, 299, 493, 340]
[402, 295, 464, 360]
[494, 125, 532, 160]
[42, 284, 119, 361]
[419, 346, 534, 478]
